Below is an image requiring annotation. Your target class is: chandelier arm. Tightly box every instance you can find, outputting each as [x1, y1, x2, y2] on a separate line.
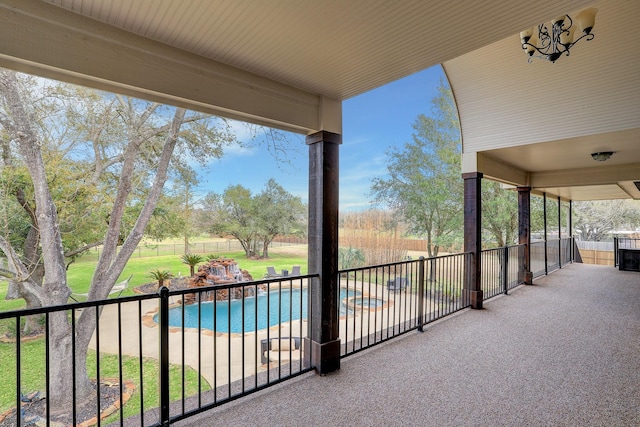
[566, 32, 595, 50]
[521, 12, 596, 63]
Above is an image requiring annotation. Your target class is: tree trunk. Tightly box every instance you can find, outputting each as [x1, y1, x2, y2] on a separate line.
[22, 222, 45, 333]
[2, 71, 80, 408]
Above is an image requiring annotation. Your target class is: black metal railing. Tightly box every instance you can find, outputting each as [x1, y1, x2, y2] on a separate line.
[481, 244, 526, 300]
[338, 252, 472, 357]
[0, 239, 577, 425]
[0, 275, 315, 427]
[531, 237, 576, 277]
[531, 240, 547, 278]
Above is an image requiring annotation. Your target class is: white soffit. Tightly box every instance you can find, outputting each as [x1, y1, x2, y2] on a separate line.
[445, 0, 640, 153]
[0, 0, 594, 134]
[537, 185, 631, 201]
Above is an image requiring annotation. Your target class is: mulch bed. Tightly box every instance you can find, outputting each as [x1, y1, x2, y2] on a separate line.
[0, 379, 135, 427]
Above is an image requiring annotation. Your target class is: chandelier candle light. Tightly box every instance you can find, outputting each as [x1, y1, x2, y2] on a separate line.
[520, 8, 597, 63]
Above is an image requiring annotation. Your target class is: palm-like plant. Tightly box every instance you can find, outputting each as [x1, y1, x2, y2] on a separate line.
[181, 253, 204, 276]
[148, 269, 174, 289]
[338, 246, 366, 270]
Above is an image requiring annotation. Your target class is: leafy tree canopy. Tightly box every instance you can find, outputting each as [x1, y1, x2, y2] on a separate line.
[574, 200, 640, 241]
[370, 79, 462, 257]
[207, 179, 306, 258]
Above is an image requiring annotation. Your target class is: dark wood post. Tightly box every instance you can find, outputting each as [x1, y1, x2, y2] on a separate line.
[306, 130, 341, 374]
[518, 187, 533, 285]
[543, 192, 548, 275]
[569, 200, 573, 262]
[463, 172, 483, 309]
[558, 196, 562, 269]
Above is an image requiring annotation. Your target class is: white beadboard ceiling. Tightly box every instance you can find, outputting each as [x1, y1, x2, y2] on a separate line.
[0, 0, 638, 201]
[444, 0, 640, 200]
[36, 0, 593, 101]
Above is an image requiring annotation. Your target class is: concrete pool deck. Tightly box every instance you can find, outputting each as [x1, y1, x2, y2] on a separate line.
[89, 279, 428, 389]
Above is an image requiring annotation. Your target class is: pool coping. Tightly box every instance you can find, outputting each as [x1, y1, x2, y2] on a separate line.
[141, 286, 393, 338]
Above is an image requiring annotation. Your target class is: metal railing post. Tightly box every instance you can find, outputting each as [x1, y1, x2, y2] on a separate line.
[503, 247, 509, 294]
[614, 237, 619, 266]
[417, 257, 425, 332]
[158, 286, 170, 426]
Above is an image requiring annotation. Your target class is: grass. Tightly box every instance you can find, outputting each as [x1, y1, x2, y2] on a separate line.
[65, 248, 308, 297]
[0, 243, 308, 419]
[0, 334, 208, 421]
[0, 243, 308, 313]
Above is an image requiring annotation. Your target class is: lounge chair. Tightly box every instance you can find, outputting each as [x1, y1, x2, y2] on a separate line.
[290, 265, 301, 276]
[70, 274, 133, 301]
[387, 277, 408, 292]
[264, 266, 282, 278]
[260, 337, 302, 364]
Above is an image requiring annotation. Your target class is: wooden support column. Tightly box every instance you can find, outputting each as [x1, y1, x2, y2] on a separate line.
[306, 130, 341, 375]
[463, 172, 483, 309]
[518, 187, 533, 285]
[558, 196, 562, 269]
[543, 193, 548, 275]
[569, 200, 574, 262]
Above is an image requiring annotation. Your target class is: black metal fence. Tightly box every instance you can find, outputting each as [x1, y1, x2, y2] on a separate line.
[531, 237, 575, 278]
[94, 240, 305, 259]
[0, 240, 576, 425]
[338, 253, 472, 357]
[0, 275, 315, 427]
[481, 244, 526, 300]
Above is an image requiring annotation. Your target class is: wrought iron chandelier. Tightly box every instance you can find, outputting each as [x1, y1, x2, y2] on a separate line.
[520, 8, 597, 63]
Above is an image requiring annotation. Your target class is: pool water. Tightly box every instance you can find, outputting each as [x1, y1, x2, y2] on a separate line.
[159, 288, 360, 334]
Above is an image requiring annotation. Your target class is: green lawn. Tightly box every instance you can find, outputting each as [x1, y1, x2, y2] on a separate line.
[0, 337, 208, 421]
[0, 244, 308, 313]
[65, 248, 308, 296]
[0, 243, 308, 420]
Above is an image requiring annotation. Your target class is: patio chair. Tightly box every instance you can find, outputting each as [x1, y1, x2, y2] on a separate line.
[387, 277, 408, 292]
[290, 265, 301, 276]
[260, 337, 302, 364]
[264, 266, 282, 278]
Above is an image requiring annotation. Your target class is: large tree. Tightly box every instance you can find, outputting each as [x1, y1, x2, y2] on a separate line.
[207, 180, 306, 258]
[0, 70, 235, 410]
[370, 80, 462, 257]
[573, 200, 640, 241]
[254, 179, 306, 258]
[482, 180, 518, 247]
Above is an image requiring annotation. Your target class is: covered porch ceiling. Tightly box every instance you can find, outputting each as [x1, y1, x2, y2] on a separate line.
[0, 0, 638, 202]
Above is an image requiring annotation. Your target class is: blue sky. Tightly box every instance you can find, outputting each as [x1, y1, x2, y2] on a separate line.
[200, 65, 445, 211]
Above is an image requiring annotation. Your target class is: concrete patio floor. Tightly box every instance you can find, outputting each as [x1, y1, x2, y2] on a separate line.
[180, 263, 640, 426]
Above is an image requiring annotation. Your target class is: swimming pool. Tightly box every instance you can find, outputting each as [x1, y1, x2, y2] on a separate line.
[159, 287, 360, 334]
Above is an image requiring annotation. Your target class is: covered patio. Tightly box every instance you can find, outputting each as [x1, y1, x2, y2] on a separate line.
[1, 0, 640, 425]
[188, 263, 640, 426]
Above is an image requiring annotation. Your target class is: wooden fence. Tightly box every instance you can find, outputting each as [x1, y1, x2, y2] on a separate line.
[575, 249, 614, 266]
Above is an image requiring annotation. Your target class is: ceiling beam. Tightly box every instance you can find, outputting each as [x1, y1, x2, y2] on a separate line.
[0, 0, 331, 134]
[530, 164, 640, 188]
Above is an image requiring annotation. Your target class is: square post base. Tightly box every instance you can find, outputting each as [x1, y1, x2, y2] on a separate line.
[306, 338, 341, 375]
[470, 290, 483, 309]
[519, 271, 533, 285]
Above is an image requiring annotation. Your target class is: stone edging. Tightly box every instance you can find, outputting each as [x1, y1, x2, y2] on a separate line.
[0, 332, 45, 343]
[0, 378, 136, 427]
